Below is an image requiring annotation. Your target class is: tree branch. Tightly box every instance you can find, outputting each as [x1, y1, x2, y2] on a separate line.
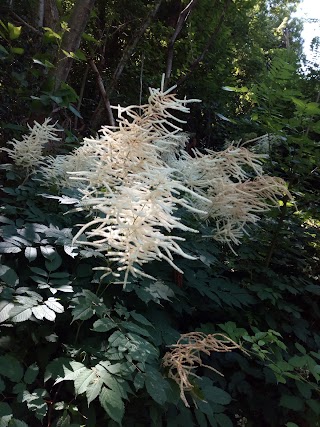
[53, 0, 96, 90]
[176, 0, 230, 87]
[164, 0, 199, 89]
[109, 0, 163, 93]
[89, 59, 115, 126]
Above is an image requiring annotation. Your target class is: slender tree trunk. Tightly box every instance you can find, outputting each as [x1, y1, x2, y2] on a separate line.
[38, 0, 45, 28]
[176, 0, 230, 87]
[91, 0, 163, 129]
[164, 0, 199, 89]
[44, 0, 60, 31]
[52, 0, 96, 90]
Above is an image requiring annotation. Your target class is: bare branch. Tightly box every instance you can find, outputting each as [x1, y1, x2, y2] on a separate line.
[164, 0, 199, 89]
[89, 59, 115, 126]
[109, 0, 163, 93]
[176, 0, 231, 87]
[53, 0, 96, 90]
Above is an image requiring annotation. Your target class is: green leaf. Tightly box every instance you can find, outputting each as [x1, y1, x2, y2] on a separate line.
[9, 420, 29, 427]
[68, 104, 82, 118]
[7, 23, 22, 40]
[40, 245, 55, 260]
[202, 385, 231, 405]
[10, 47, 24, 55]
[24, 363, 39, 384]
[45, 252, 62, 271]
[280, 394, 304, 411]
[121, 321, 151, 337]
[9, 305, 33, 322]
[0, 402, 12, 427]
[71, 303, 94, 322]
[0, 301, 15, 323]
[43, 27, 61, 40]
[99, 386, 124, 424]
[0, 242, 21, 253]
[86, 379, 103, 405]
[0, 44, 9, 56]
[74, 368, 97, 395]
[216, 413, 233, 427]
[22, 389, 48, 420]
[93, 318, 117, 332]
[145, 366, 168, 405]
[0, 355, 24, 382]
[0, 265, 18, 286]
[25, 247, 37, 261]
[306, 399, 320, 415]
[285, 423, 299, 427]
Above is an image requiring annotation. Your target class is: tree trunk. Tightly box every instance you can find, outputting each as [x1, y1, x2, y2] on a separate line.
[91, 0, 163, 130]
[52, 0, 96, 90]
[164, 0, 199, 89]
[44, 0, 60, 31]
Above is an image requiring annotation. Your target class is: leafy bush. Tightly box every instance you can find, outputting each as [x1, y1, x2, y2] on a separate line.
[0, 82, 319, 427]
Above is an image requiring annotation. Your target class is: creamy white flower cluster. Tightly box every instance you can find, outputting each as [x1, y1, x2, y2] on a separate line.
[5, 79, 289, 285]
[171, 146, 290, 247]
[2, 118, 61, 169]
[67, 80, 207, 284]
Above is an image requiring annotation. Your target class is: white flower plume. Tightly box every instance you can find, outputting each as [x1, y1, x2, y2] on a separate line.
[2, 118, 61, 169]
[36, 78, 290, 285]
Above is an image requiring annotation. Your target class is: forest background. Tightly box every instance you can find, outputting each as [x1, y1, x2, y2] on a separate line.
[0, 0, 319, 426]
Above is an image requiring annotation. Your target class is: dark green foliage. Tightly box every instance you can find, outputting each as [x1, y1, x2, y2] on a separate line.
[1, 0, 320, 426]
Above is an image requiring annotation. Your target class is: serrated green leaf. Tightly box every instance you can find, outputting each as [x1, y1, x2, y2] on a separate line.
[24, 363, 39, 384]
[25, 247, 37, 261]
[0, 301, 14, 323]
[35, 302, 58, 320]
[0, 355, 23, 382]
[133, 372, 145, 391]
[145, 366, 168, 405]
[9, 305, 33, 322]
[99, 386, 124, 424]
[9, 419, 29, 427]
[45, 298, 64, 313]
[22, 389, 48, 420]
[0, 265, 18, 287]
[280, 394, 304, 411]
[93, 318, 116, 332]
[0, 402, 12, 427]
[86, 379, 103, 405]
[44, 358, 73, 382]
[45, 252, 62, 271]
[130, 311, 153, 327]
[216, 413, 233, 427]
[29, 267, 48, 277]
[121, 321, 150, 337]
[202, 385, 231, 405]
[0, 242, 21, 253]
[71, 304, 94, 322]
[74, 368, 96, 395]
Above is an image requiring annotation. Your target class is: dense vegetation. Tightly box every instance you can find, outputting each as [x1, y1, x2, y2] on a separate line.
[0, 0, 319, 426]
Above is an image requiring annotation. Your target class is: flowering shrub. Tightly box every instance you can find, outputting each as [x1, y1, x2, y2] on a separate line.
[4, 79, 290, 286]
[0, 81, 319, 427]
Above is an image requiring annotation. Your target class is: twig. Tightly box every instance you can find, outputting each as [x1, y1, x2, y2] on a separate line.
[10, 11, 43, 35]
[89, 59, 115, 126]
